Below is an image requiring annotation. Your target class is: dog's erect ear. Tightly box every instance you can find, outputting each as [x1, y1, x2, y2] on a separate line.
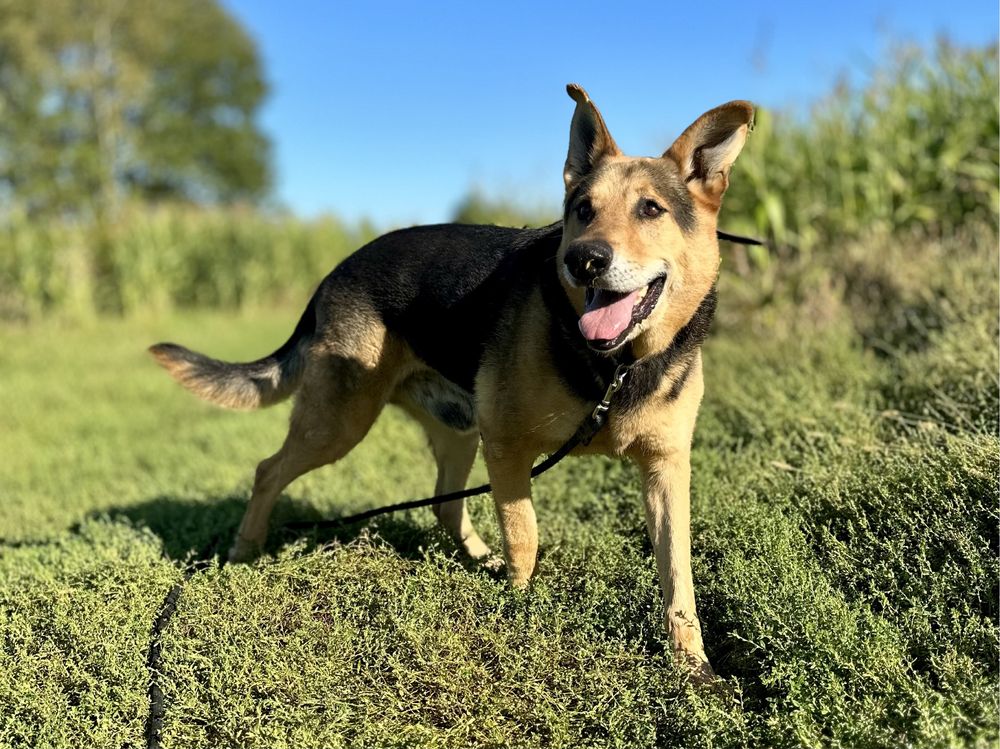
[664, 101, 754, 202]
[564, 84, 621, 189]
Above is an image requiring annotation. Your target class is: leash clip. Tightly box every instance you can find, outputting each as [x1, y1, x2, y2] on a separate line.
[591, 363, 632, 422]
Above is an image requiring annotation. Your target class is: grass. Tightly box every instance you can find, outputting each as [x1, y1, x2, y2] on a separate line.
[0, 224, 996, 748]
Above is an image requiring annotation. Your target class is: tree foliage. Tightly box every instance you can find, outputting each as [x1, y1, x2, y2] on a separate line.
[0, 0, 271, 221]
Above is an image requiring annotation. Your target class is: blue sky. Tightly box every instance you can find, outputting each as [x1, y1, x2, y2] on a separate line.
[222, 1, 997, 227]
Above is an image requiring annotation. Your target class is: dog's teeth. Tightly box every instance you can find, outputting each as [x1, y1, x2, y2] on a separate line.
[637, 285, 648, 301]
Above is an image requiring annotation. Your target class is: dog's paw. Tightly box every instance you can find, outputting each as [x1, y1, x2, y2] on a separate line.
[667, 609, 714, 683]
[468, 552, 506, 577]
[509, 575, 531, 590]
[227, 536, 263, 564]
[462, 536, 493, 561]
[677, 650, 717, 686]
[507, 564, 538, 589]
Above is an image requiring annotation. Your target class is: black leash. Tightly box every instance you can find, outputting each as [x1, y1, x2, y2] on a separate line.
[717, 230, 764, 246]
[283, 362, 633, 532]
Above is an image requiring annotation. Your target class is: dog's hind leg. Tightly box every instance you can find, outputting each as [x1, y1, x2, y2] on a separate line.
[425, 424, 492, 561]
[228, 351, 395, 563]
[395, 400, 492, 561]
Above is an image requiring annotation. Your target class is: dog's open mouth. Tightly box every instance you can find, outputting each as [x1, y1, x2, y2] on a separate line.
[578, 275, 666, 351]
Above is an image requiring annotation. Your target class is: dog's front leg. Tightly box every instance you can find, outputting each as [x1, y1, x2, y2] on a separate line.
[483, 449, 538, 587]
[637, 450, 714, 682]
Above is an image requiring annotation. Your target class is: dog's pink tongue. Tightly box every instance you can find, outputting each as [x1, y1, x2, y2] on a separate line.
[578, 288, 640, 342]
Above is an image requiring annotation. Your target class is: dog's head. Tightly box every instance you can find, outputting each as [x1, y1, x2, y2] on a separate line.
[558, 84, 753, 359]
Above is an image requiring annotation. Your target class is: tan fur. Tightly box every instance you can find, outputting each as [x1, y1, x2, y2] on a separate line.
[153, 87, 753, 684]
[148, 347, 263, 410]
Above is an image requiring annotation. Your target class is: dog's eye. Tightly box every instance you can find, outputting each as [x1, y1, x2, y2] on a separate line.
[640, 199, 664, 219]
[575, 200, 594, 223]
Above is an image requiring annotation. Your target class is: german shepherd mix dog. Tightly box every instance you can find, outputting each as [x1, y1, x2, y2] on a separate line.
[151, 85, 753, 681]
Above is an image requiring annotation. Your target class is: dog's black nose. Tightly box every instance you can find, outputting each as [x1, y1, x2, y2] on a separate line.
[564, 241, 613, 284]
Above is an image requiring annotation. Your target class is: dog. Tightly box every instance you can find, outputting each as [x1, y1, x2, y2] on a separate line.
[150, 85, 753, 681]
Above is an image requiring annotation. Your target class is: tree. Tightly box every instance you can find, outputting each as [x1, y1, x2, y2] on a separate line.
[0, 0, 271, 222]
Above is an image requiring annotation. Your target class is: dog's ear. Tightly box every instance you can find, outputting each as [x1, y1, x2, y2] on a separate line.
[664, 101, 754, 202]
[564, 84, 621, 189]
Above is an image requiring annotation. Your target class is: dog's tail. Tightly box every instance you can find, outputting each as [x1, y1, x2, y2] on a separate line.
[148, 295, 317, 410]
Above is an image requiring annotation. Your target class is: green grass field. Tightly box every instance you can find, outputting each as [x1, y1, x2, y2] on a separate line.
[1, 226, 997, 748]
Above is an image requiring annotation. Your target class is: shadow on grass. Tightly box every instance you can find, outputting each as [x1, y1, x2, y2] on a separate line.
[92, 493, 451, 565]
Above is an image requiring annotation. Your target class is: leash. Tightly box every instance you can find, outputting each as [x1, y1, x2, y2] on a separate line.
[283, 362, 633, 532]
[717, 230, 764, 246]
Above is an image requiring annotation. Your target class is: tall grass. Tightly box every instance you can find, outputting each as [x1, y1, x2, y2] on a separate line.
[725, 39, 998, 261]
[0, 206, 376, 320]
[0, 206, 377, 321]
[0, 39, 995, 322]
